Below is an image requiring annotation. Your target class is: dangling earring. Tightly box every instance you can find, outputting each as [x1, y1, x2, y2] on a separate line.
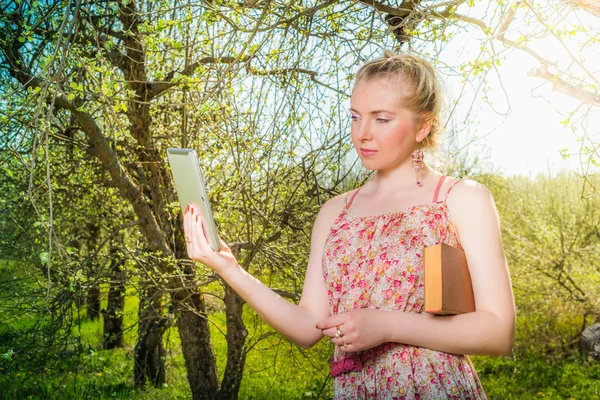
[411, 149, 424, 186]
[364, 167, 370, 177]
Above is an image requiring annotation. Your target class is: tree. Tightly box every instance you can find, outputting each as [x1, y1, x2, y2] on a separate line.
[479, 172, 600, 355]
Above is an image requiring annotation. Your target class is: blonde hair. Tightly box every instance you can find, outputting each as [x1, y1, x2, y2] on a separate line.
[354, 51, 444, 150]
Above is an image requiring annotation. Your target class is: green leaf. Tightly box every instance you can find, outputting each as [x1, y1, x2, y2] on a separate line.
[39, 252, 49, 265]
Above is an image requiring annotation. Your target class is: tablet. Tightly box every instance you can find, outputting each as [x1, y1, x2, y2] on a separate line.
[167, 148, 221, 252]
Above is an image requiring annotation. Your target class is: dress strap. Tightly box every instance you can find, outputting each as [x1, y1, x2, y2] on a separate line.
[346, 188, 361, 210]
[443, 179, 463, 202]
[432, 175, 447, 203]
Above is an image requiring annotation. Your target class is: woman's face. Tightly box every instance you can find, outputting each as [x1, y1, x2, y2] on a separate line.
[350, 78, 423, 172]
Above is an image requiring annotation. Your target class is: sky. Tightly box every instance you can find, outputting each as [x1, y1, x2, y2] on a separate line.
[437, 1, 599, 178]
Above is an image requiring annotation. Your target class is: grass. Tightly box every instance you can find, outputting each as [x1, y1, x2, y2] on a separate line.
[0, 285, 333, 399]
[474, 354, 600, 399]
[4, 310, 600, 400]
[1, 270, 599, 399]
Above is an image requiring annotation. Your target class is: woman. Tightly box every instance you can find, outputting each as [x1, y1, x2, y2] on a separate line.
[183, 52, 515, 399]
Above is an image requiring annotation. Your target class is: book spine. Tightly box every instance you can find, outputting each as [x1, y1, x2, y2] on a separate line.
[424, 244, 443, 314]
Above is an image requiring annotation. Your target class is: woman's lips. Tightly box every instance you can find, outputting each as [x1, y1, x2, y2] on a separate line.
[361, 149, 378, 156]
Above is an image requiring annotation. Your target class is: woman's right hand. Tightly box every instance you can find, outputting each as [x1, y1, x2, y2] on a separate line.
[183, 204, 239, 275]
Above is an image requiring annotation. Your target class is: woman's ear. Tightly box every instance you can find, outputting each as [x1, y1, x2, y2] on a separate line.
[415, 114, 433, 143]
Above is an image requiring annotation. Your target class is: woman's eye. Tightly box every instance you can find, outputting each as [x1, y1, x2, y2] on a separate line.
[350, 115, 359, 121]
[376, 118, 390, 123]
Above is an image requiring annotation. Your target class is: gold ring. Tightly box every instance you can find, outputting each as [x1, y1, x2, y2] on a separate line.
[336, 326, 344, 337]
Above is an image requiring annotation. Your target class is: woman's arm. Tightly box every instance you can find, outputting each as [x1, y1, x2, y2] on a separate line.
[184, 196, 344, 349]
[386, 180, 515, 355]
[318, 180, 515, 356]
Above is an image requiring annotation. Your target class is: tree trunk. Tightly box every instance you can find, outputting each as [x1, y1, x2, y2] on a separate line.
[102, 246, 126, 349]
[216, 284, 247, 400]
[86, 285, 101, 320]
[174, 288, 220, 400]
[581, 322, 600, 362]
[134, 285, 166, 387]
[86, 223, 101, 320]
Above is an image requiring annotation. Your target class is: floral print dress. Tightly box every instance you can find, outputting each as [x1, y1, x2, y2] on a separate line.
[322, 177, 486, 399]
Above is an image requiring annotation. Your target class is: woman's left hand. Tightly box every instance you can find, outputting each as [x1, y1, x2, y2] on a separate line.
[316, 308, 389, 352]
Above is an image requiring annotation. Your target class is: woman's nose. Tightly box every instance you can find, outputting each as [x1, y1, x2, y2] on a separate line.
[354, 122, 372, 140]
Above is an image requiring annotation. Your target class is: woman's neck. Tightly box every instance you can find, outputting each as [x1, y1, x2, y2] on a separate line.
[366, 162, 437, 197]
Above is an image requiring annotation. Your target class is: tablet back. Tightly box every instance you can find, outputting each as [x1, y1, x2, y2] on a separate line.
[167, 148, 221, 252]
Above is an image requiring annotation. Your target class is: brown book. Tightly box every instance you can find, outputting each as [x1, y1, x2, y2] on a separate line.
[424, 243, 475, 315]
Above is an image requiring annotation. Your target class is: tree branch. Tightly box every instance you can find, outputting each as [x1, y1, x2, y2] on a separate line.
[564, 0, 600, 17]
[356, 0, 421, 16]
[255, 0, 339, 33]
[524, 0, 600, 86]
[434, 6, 488, 32]
[494, 1, 521, 40]
[359, 0, 425, 45]
[146, 56, 238, 99]
[248, 66, 317, 78]
[528, 66, 600, 107]
[432, 2, 599, 107]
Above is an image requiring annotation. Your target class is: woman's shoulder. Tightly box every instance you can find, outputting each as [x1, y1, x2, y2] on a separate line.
[313, 190, 358, 226]
[444, 177, 496, 220]
[445, 177, 492, 201]
[310, 191, 355, 239]
[320, 190, 354, 215]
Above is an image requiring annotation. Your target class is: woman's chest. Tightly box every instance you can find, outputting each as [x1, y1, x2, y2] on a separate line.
[322, 206, 459, 311]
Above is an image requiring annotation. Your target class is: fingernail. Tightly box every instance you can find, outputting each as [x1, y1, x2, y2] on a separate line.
[191, 208, 194, 215]
[196, 215, 198, 222]
[185, 205, 189, 213]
